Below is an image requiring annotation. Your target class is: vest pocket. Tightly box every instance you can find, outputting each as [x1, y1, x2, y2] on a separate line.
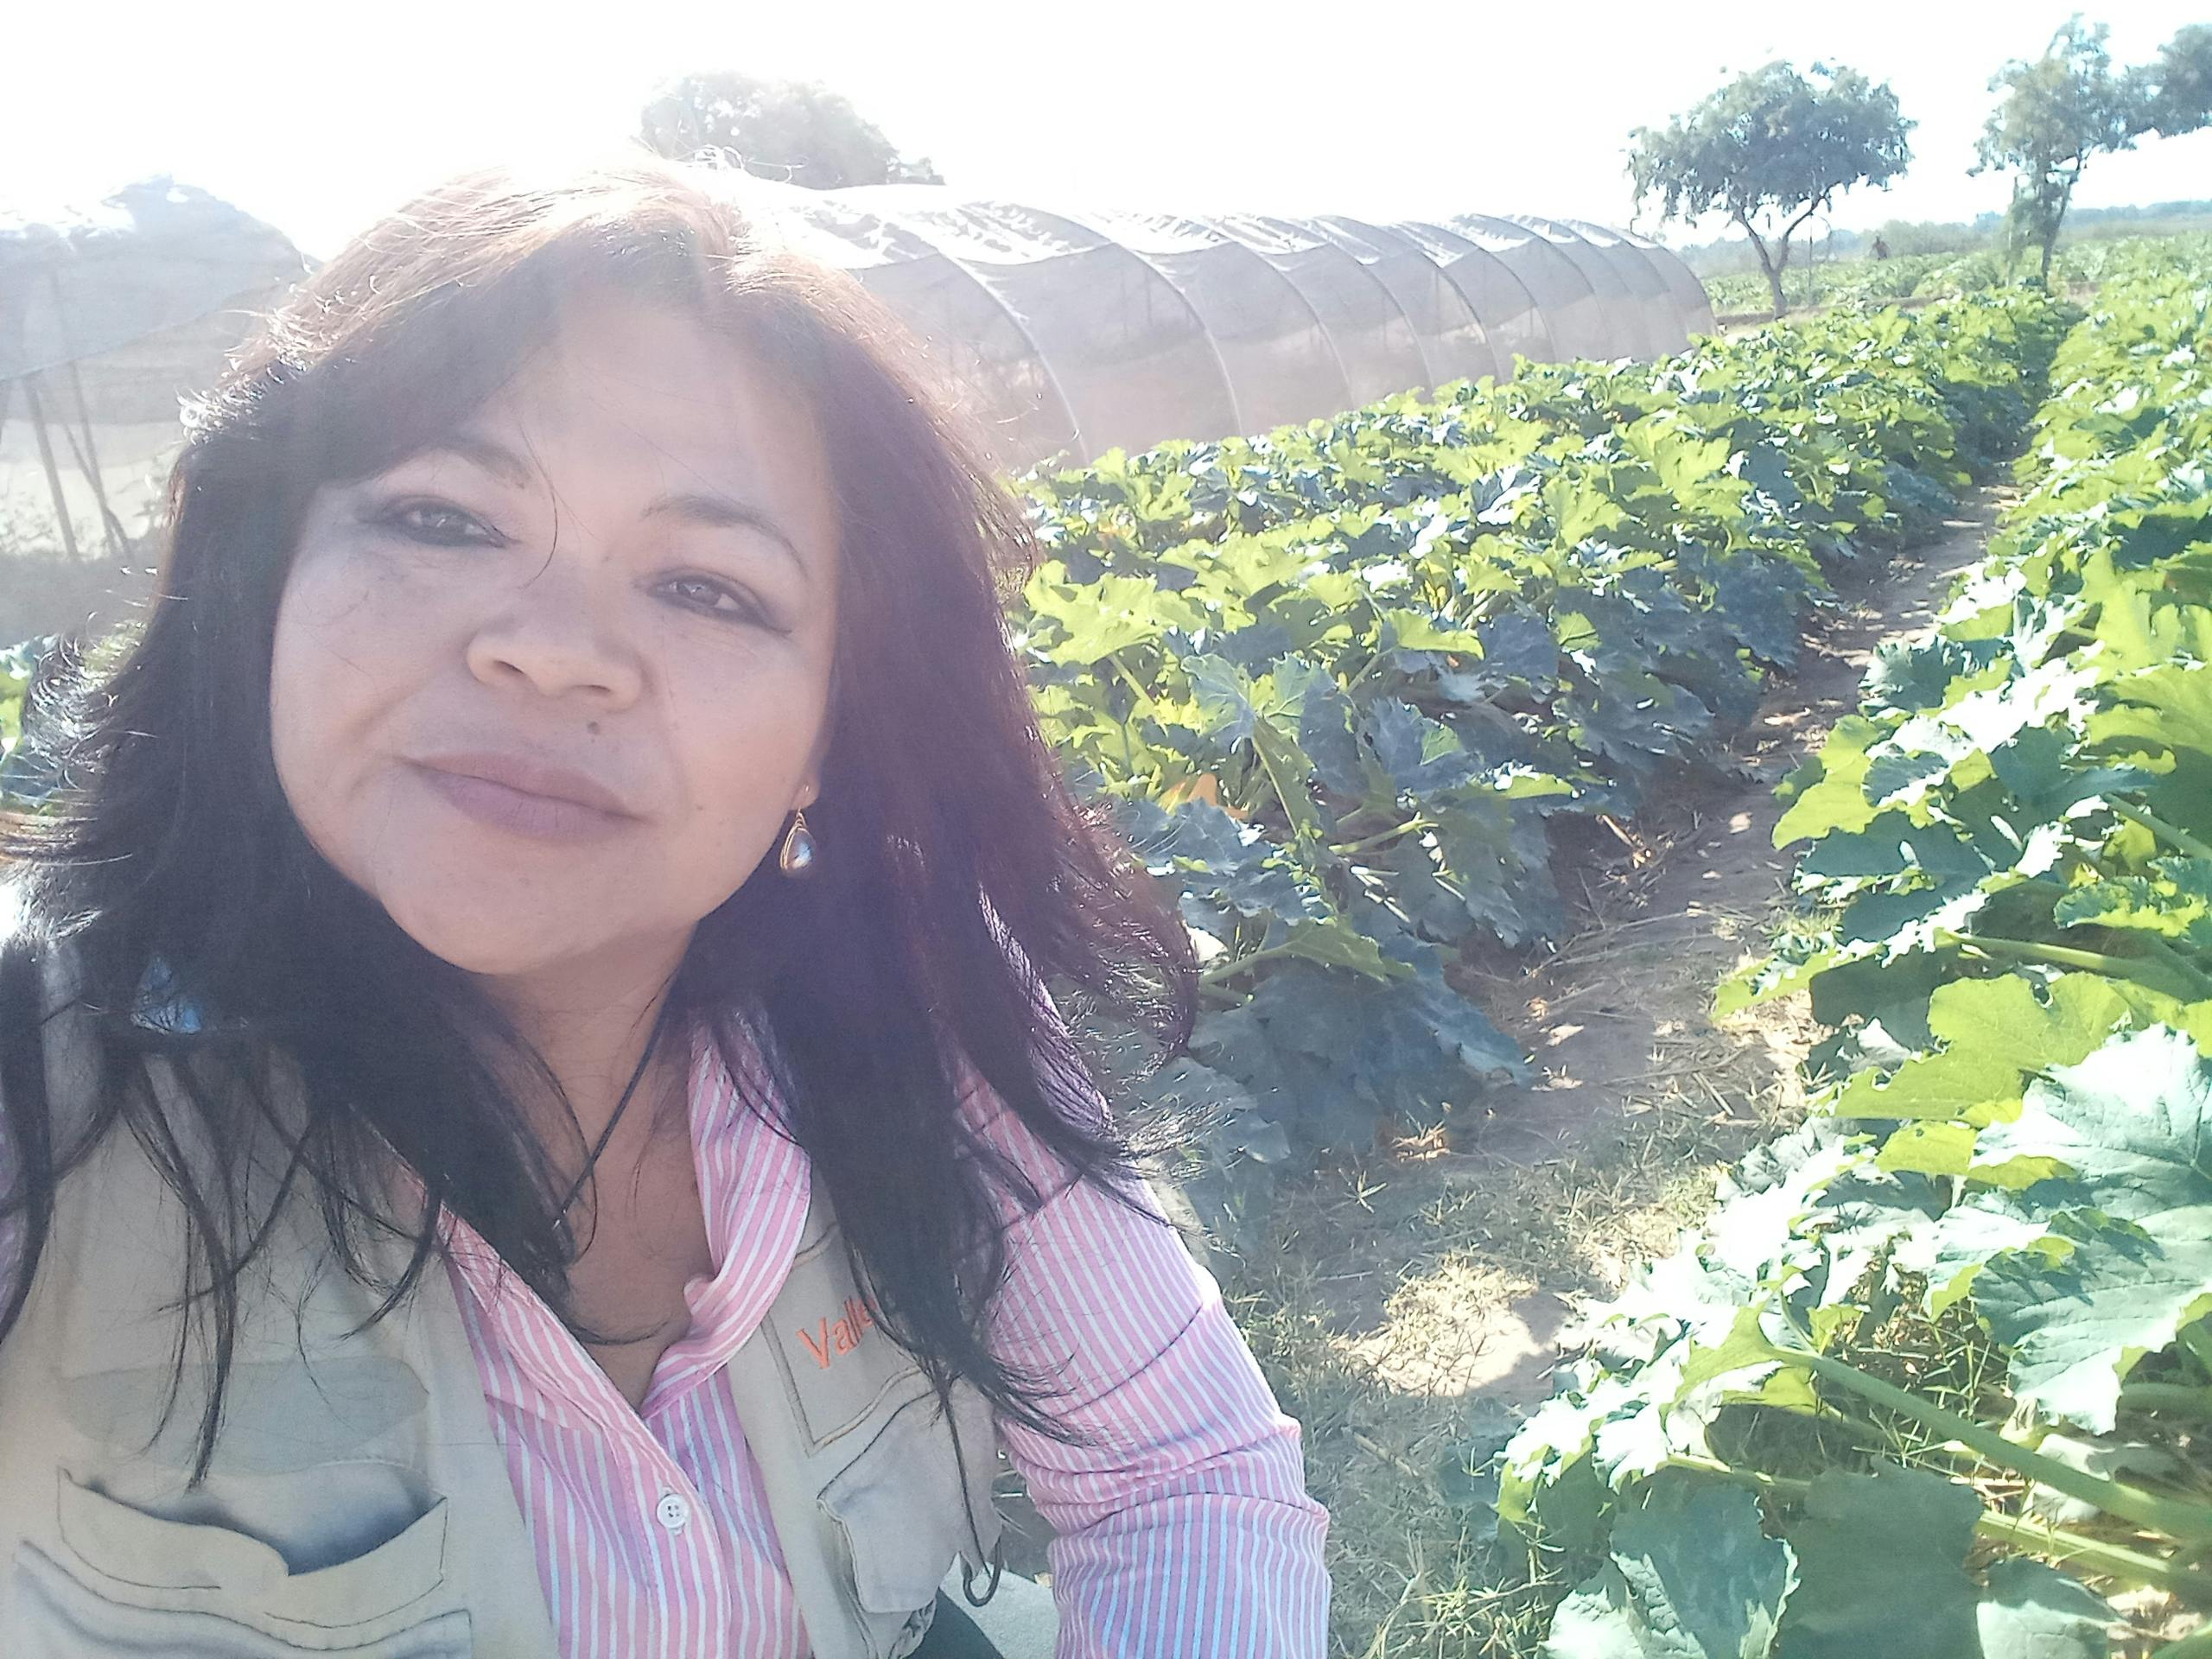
[822, 1382, 1000, 1618]
[10, 1470, 470, 1655]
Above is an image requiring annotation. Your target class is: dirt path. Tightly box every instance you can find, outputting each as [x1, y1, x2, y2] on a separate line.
[1426, 486, 2007, 1403]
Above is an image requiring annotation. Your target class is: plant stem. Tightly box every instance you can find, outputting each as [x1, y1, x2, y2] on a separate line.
[1249, 722, 1320, 849]
[1783, 1344, 2212, 1546]
[1662, 1456, 2210, 1601]
[2121, 1382, 2212, 1421]
[1105, 651, 1158, 719]
[1974, 1507, 2212, 1605]
[1940, 930, 2212, 998]
[1662, 1455, 1808, 1500]
[2112, 798, 2212, 861]
[1333, 817, 1437, 857]
[1342, 649, 1387, 698]
[1198, 942, 1296, 988]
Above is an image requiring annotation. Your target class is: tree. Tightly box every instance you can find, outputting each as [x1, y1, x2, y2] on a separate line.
[1630, 62, 1913, 319]
[639, 73, 943, 190]
[1973, 19, 2212, 284]
[1973, 20, 2140, 283]
[2139, 22, 2212, 137]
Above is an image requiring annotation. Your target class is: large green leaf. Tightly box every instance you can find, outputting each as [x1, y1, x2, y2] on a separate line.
[1544, 1477, 1796, 1659]
[1023, 569, 1204, 661]
[1777, 1467, 1981, 1659]
[1772, 717, 1889, 847]
[2054, 857, 2212, 950]
[1827, 973, 2161, 1133]
[1967, 1026, 2212, 1430]
[1973, 1560, 2114, 1659]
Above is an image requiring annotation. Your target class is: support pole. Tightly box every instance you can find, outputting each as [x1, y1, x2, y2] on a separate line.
[47, 270, 128, 558]
[22, 375, 81, 563]
[64, 356, 128, 558]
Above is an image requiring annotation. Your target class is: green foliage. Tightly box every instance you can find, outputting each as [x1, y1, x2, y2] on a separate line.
[0, 636, 57, 809]
[1975, 20, 2212, 281]
[1780, 1466, 1983, 1658]
[1513, 256, 2212, 1653]
[2141, 24, 2212, 137]
[1700, 232, 2212, 318]
[1542, 1475, 1795, 1656]
[1012, 291, 2064, 1246]
[1630, 61, 1914, 318]
[637, 71, 942, 187]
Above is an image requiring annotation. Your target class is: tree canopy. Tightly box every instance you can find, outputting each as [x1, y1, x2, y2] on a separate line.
[1630, 61, 1913, 318]
[1975, 19, 2212, 280]
[1974, 19, 2139, 279]
[638, 72, 943, 190]
[2139, 22, 2212, 137]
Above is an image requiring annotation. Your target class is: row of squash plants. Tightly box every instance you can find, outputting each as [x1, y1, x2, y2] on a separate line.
[1010, 289, 2068, 1245]
[1700, 229, 2212, 318]
[1491, 261, 2212, 1655]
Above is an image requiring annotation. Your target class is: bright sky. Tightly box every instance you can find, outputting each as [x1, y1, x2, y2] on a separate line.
[10, 0, 2210, 257]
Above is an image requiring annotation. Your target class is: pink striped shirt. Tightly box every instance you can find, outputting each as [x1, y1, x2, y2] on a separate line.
[2, 995, 1332, 1656]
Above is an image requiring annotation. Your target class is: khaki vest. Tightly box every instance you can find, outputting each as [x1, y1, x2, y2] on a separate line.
[0, 938, 1018, 1657]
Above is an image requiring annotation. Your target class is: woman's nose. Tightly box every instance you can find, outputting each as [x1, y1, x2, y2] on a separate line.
[465, 567, 645, 708]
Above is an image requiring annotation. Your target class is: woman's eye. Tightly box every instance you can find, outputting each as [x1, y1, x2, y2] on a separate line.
[376, 499, 503, 546]
[664, 575, 772, 627]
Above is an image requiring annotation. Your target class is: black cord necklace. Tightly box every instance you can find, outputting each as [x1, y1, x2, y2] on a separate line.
[548, 998, 678, 1257]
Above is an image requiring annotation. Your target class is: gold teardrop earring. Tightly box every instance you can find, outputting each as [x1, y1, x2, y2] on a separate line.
[778, 807, 818, 877]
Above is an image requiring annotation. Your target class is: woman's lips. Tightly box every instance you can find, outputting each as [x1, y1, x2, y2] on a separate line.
[410, 761, 635, 842]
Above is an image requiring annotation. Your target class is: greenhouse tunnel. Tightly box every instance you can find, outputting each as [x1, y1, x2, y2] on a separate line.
[1, 180, 308, 570]
[1450, 215, 1614, 363]
[4, 177, 1719, 563]
[753, 183, 1714, 472]
[1564, 218, 1691, 355]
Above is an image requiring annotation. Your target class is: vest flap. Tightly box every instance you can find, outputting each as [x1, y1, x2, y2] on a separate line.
[62, 1357, 430, 1476]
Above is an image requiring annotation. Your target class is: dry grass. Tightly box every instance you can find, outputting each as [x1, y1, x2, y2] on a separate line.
[1204, 792, 1824, 1650]
[1227, 1095, 1804, 1652]
[1221, 893, 1815, 1655]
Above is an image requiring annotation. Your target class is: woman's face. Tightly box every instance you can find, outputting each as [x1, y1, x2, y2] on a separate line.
[270, 293, 842, 983]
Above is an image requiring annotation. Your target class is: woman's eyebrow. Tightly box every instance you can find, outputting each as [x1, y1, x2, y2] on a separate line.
[407, 432, 537, 488]
[393, 437, 809, 584]
[644, 490, 809, 582]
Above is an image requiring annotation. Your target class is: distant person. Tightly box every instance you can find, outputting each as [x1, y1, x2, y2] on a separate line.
[1872, 234, 1893, 261]
[0, 160, 1330, 1657]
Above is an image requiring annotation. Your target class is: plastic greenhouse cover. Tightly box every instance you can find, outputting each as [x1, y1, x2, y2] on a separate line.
[1449, 214, 1619, 362]
[1565, 218, 1689, 354]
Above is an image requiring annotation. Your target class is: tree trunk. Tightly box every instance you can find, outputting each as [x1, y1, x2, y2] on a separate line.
[2041, 166, 2083, 290]
[1740, 223, 1786, 319]
[2041, 194, 2070, 287]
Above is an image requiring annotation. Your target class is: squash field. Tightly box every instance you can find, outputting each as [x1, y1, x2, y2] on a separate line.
[1491, 256, 2212, 1655]
[1011, 287, 2064, 1249]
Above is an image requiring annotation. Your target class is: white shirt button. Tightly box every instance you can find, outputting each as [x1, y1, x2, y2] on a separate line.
[654, 1492, 691, 1533]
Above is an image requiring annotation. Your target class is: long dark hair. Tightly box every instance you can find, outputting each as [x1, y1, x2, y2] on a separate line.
[0, 158, 1195, 1474]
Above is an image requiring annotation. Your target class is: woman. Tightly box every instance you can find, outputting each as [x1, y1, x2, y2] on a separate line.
[0, 160, 1330, 1657]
